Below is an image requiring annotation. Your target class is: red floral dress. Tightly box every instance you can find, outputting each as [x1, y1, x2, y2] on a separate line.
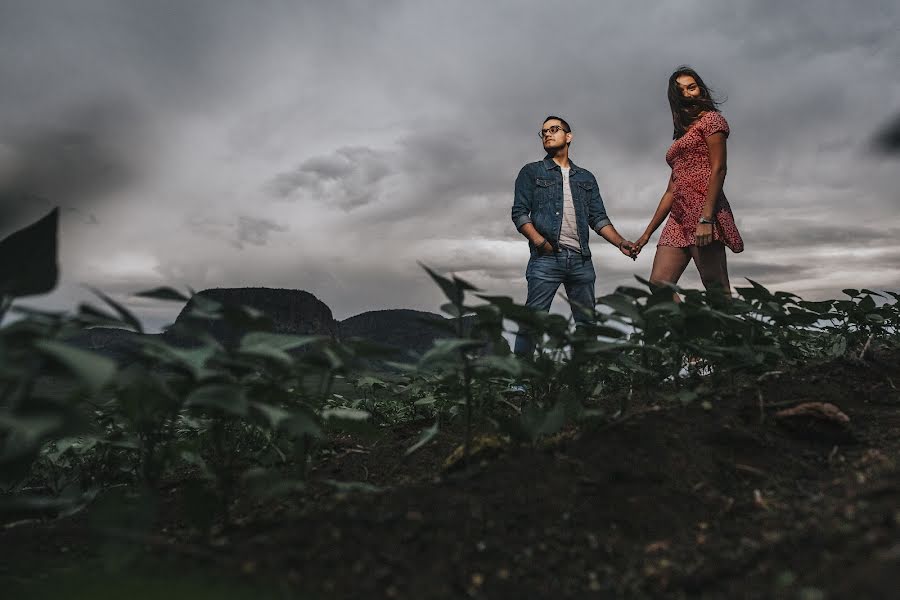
[658, 111, 744, 253]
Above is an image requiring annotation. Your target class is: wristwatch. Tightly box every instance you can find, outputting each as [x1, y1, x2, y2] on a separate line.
[698, 216, 715, 225]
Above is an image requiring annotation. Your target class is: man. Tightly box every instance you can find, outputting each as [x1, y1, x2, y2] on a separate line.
[511, 115, 635, 357]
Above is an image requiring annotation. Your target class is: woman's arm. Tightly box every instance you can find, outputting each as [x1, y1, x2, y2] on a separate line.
[634, 172, 676, 253]
[696, 132, 727, 247]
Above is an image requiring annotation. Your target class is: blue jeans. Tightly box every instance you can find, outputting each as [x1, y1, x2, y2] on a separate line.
[513, 248, 596, 357]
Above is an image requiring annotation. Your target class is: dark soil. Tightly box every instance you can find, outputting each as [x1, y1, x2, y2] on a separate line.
[2, 349, 899, 599]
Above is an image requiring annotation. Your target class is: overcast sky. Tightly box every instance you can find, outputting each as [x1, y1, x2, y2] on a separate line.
[1, 0, 898, 331]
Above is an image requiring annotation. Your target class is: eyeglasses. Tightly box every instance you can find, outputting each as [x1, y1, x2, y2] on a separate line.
[539, 125, 568, 138]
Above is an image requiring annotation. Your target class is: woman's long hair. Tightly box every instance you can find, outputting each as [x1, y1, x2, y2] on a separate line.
[668, 66, 722, 139]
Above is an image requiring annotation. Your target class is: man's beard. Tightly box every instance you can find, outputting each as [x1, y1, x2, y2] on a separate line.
[544, 141, 565, 154]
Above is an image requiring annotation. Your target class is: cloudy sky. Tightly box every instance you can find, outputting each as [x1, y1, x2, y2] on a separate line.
[1, 0, 898, 331]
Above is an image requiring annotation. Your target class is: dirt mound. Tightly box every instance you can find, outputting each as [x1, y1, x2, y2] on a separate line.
[3, 350, 900, 599]
[248, 350, 900, 598]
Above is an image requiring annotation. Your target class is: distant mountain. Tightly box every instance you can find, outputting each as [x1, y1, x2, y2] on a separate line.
[63, 288, 489, 364]
[62, 327, 157, 364]
[339, 309, 460, 357]
[168, 287, 338, 348]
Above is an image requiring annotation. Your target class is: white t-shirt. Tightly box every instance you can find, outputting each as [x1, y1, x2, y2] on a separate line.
[558, 167, 581, 252]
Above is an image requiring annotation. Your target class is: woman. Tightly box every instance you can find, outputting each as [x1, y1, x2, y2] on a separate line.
[632, 67, 743, 294]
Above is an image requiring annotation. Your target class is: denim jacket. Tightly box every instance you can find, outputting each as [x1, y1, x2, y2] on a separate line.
[511, 156, 612, 258]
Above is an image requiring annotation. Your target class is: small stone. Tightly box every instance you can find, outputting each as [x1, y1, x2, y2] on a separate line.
[775, 402, 849, 423]
[644, 540, 670, 553]
[798, 588, 825, 600]
[775, 402, 855, 443]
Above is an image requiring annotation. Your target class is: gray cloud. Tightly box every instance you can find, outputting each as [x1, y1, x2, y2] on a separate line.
[236, 216, 288, 248]
[0, 99, 147, 233]
[187, 214, 288, 250]
[746, 223, 900, 249]
[267, 147, 397, 211]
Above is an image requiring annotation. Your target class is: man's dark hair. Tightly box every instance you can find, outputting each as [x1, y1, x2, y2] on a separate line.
[543, 115, 571, 133]
[667, 66, 723, 139]
[543, 115, 571, 147]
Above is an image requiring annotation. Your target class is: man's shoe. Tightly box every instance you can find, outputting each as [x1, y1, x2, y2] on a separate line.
[503, 383, 528, 397]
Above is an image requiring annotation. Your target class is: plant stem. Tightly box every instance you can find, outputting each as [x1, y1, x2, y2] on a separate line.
[859, 333, 874, 361]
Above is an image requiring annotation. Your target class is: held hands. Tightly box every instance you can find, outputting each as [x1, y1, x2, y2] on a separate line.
[534, 237, 645, 260]
[617, 239, 638, 261]
[630, 235, 650, 259]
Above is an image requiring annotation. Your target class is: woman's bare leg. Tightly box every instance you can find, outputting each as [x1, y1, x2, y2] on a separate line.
[690, 241, 731, 294]
[649, 245, 692, 287]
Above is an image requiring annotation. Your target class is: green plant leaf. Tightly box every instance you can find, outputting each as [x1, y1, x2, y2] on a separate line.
[0, 413, 64, 444]
[737, 279, 775, 302]
[281, 410, 323, 438]
[597, 293, 643, 323]
[238, 333, 324, 365]
[421, 265, 478, 308]
[405, 421, 440, 456]
[615, 286, 650, 299]
[240, 332, 325, 351]
[859, 289, 884, 297]
[249, 402, 292, 429]
[0, 207, 59, 298]
[322, 407, 372, 434]
[831, 336, 848, 357]
[322, 407, 370, 421]
[355, 376, 387, 390]
[584, 324, 629, 339]
[184, 296, 224, 320]
[440, 302, 467, 318]
[185, 384, 248, 416]
[644, 302, 680, 316]
[139, 339, 219, 379]
[419, 338, 483, 366]
[512, 401, 568, 442]
[89, 287, 144, 334]
[798, 300, 834, 314]
[134, 286, 191, 302]
[34, 340, 116, 392]
[472, 354, 524, 377]
[421, 263, 464, 306]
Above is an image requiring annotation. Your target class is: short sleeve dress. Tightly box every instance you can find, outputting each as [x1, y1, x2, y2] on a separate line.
[658, 111, 744, 253]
